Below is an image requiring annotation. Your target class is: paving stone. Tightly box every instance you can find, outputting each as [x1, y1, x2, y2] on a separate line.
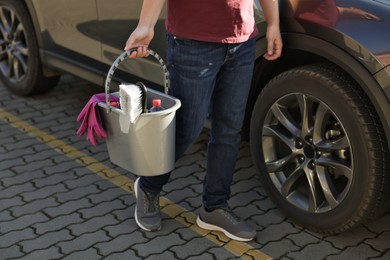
[23, 150, 59, 163]
[0, 158, 25, 171]
[253, 197, 278, 212]
[0, 228, 37, 248]
[0, 196, 24, 212]
[0, 212, 49, 233]
[0, 169, 16, 180]
[133, 233, 185, 258]
[172, 161, 205, 179]
[252, 208, 287, 228]
[11, 197, 59, 218]
[64, 175, 103, 191]
[187, 253, 215, 260]
[326, 243, 382, 260]
[0, 147, 35, 161]
[62, 248, 101, 260]
[2, 170, 47, 187]
[110, 204, 135, 222]
[1, 76, 390, 260]
[165, 187, 199, 205]
[261, 238, 300, 259]
[58, 230, 111, 255]
[163, 175, 201, 193]
[235, 156, 253, 169]
[370, 250, 390, 260]
[55, 185, 101, 203]
[365, 214, 390, 233]
[325, 225, 377, 249]
[33, 213, 84, 235]
[52, 154, 75, 164]
[365, 231, 390, 251]
[96, 232, 147, 256]
[21, 183, 68, 202]
[104, 218, 139, 238]
[175, 153, 206, 168]
[43, 161, 83, 175]
[255, 222, 300, 244]
[70, 167, 94, 178]
[0, 245, 24, 259]
[17, 246, 64, 260]
[4, 139, 40, 151]
[231, 178, 264, 195]
[0, 210, 13, 222]
[68, 214, 119, 236]
[20, 229, 74, 253]
[103, 249, 140, 260]
[286, 241, 341, 260]
[171, 237, 215, 259]
[118, 194, 134, 207]
[0, 127, 19, 138]
[208, 247, 237, 260]
[33, 113, 61, 123]
[0, 182, 36, 200]
[34, 171, 79, 188]
[234, 203, 265, 222]
[286, 231, 322, 247]
[174, 226, 203, 241]
[44, 198, 92, 218]
[185, 195, 203, 209]
[233, 167, 259, 182]
[79, 200, 127, 219]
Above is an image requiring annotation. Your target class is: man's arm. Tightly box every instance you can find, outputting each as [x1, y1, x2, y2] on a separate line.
[259, 0, 283, 60]
[124, 0, 166, 58]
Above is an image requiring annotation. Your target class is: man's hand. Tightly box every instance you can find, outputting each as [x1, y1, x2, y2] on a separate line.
[263, 24, 283, 61]
[124, 26, 154, 58]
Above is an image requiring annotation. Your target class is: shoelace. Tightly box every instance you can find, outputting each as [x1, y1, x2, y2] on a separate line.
[223, 207, 242, 223]
[144, 191, 159, 213]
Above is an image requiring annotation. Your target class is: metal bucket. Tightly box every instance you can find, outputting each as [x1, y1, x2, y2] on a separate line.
[98, 50, 181, 176]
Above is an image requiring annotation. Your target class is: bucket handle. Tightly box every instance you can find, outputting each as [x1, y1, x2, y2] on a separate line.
[104, 48, 170, 112]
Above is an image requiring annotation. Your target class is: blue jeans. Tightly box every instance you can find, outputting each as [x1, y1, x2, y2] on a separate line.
[140, 33, 256, 210]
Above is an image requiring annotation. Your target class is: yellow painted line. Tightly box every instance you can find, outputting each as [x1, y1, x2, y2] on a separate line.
[0, 107, 272, 260]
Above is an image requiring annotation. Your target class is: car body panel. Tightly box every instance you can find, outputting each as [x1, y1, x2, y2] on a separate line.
[30, 0, 101, 63]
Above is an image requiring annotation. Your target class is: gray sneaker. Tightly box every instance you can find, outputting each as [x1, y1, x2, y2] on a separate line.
[134, 177, 161, 231]
[196, 206, 256, 241]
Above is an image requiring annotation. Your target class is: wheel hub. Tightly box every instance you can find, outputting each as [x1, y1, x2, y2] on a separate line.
[303, 144, 315, 159]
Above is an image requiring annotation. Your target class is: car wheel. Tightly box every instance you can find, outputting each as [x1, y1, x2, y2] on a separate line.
[0, 0, 60, 96]
[250, 63, 390, 234]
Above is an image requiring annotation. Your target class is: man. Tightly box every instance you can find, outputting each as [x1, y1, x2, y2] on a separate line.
[125, 0, 282, 242]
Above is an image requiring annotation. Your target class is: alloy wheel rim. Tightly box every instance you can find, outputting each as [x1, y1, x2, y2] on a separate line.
[0, 6, 28, 83]
[262, 93, 353, 213]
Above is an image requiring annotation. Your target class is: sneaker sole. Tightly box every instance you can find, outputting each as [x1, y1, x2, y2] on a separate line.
[134, 178, 161, 232]
[196, 216, 254, 242]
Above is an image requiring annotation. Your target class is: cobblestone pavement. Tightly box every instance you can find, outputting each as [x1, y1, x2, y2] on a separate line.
[0, 75, 389, 260]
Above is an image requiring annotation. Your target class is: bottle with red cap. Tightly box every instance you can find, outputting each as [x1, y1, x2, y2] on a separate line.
[149, 98, 165, 112]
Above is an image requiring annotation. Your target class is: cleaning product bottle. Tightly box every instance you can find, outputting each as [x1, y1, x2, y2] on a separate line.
[149, 99, 165, 112]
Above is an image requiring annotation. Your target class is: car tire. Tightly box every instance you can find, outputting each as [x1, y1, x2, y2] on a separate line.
[249, 63, 390, 234]
[0, 0, 60, 96]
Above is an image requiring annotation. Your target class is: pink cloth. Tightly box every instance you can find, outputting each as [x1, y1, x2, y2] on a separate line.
[76, 93, 119, 146]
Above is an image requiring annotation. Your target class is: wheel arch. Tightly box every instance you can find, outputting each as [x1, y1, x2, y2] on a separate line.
[245, 33, 390, 154]
[18, 0, 58, 77]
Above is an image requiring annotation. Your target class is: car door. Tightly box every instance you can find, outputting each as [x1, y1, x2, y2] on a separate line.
[96, 0, 167, 87]
[30, 0, 101, 65]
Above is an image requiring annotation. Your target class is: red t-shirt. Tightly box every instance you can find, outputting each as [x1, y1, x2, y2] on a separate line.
[295, 0, 340, 28]
[165, 0, 258, 43]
